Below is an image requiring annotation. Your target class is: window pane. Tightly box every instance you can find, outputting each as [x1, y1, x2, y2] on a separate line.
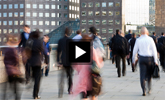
[115, 20, 120, 24]
[9, 21, 12, 25]
[64, 5, 67, 9]
[102, 20, 106, 25]
[9, 13, 12, 17]
[109, 11, 113, 16]
[26, 21, 31, 25]
[27, 4, 31, 8]
[14, 21, 18, 25]
[14, 12, 18, 17]
[20, 12, 24, 17]
[102, 28, 106, 33]
[20, 4, 24, 8]
[14, 29, 18, 33]
[81, 20, 86, 25]
[95, 2, 100, 7]
[109, 2, 113, 7]
[116, 11, 120, 16]
[14, 4, 18, 9]
[51, 21, 55, 25]
[82, 3, 86, 7]
[39, 13, 43, 17]
[102, 2, 106, 7]
[102, 11, 106, 16]
[45, 13, 49, 17]
[33, 21, 37, 25]
[88, 2, 93, 7]
[20, 21, 24, 25]
[33, 13, 37, 17]
[82, 29, 86, 33]
[39, 4, 43, 9]
[116, 2, 120, 7]
[39, 21, 43, 25]
[3, 13, 7, 17]
[3, 21, 7, 25]
[109, 20, 113, 25]
[109, 29, 113, 33]
[9, 4, 12, 9]
[3, 4, 7, 9]
[64, 14, 67, 18]
[33, 4, 37, 8]
[96, 29, 100, 33]
[45, 21, 49, 25]
[88, 20, 93, 25]
[45, 5, 49, 9]
[9, 29, 12, 33]
[88, 11, 93, 16]
[51, 13, 55, 17]
[95, 11, 100, 16]
[3, 29, 7, 34]
[51, 5, 55, 9]
[81, 11, 86, 16]
[95, 20, 100, 25]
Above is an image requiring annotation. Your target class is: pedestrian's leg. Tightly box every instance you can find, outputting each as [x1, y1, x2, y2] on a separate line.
[25, 62, 30, 84]
[58, 68, 65, 98]
[115, 55, 121, 77]
[65, 67, 73, 93]
[45, 65, 49, 76]
[122, 57, 126, 76]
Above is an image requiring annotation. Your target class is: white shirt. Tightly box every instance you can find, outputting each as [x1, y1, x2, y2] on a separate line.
[72, 34, 82, 40]
[132, 34, 158, 63]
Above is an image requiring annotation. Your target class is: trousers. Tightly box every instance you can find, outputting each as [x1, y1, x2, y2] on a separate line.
[115, 55, 126, 77]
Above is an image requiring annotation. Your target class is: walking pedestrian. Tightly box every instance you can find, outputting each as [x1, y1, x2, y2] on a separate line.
[72, 30, 82, 39]
[18, 25, 31, 84]
[132, 27, 158, 96]
[109, 34, 116, 64]
[111, 30, 129, 77]
[41, 35, 50, 77]
[125, 30, 132, 65]
[28, 30, 44, 99]
[57, 28, 73, 98]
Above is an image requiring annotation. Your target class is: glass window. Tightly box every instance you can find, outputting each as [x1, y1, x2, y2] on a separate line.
[3, 21, 7, 25]
[0, 5, 1, 9]
[20, 21, 24, 25]
[51, 21, 55, 25]
[109, 2, 113, 7]
[3, 29, 7, 34]
[20, 4, 24, 8]
[109, 20, 113, 25]
[45, 21, 49, 25]
[14, 4, 18, 9]
[0, 29, 1, 34]
[51, 13, 55, 17]
[9, 21, 12, 25]
[64, 14, 67, 18]
[39, 21, 43, 25]
[57, 13, 61, 17]
[82, 3, 86, 7]
[88, 20, 93, 25]
[102, 11, 106, 16]
[109, 11, 113, 16]
[57, 21, 61, 26]
[33, 4, 37, 8]
[9, 13, 12, 17]
[45, 5, 49, 9]
[26, 21, 31, 25]
[14, 21, 18, 25]
[14, 12, 18, 17]
[3, 13, 7, 17]
[95, 11, 100, 16]
[82, 29, 86, 33]
[9, 4, 12, 9]
[109, 29, 113, 33]
[3, 4, 7, 9]
[102, 28, 106, 33]
[82, 20, 86, 25]
[26, 12, 30, 17]
[95, 2, 100, 7]
[3, 38, 7, 42]
[39, 13, 43, 17]
[95, 20, 100, 25]
[45, 13, 49, 17]
[57, 5, 61, 9]
[64, 5, 67, 9]
[33, 13, 37, 17]
[88, 2, 93, 7]
[0, 13, 1, 17]
[39, 4, 43, 9]
[27, 4, 31, 8]
[102, 20, 106, 25]
[96, 29, 100, 33]
[33, 21, 37, 25]
[45, 29, 49, 33]
[72, 6, 74, 10]
[14, 29, 18, 33]
[81, 11, 86, 16]
[88, 11, 93, 16]
[0, 21, 1, 25]
[9, 29, 12, 34]
[20, 12, 24, 17]
[115, 2, 120, 7]
[115, 11, 120, 16]
[102, 2, 106, 7]
[115, 20, 120, 24]
[51, 5, 55, 9]
[77, 7, 79, 11]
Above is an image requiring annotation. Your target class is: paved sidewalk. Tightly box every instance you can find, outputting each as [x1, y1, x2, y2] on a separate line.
[1, 60, 165, 100]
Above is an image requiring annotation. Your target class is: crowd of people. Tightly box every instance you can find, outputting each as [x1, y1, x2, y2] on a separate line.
[2, 24, 164, 100]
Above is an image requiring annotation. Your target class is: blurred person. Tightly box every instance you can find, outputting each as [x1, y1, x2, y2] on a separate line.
[18, 25, 31, 84]
[109, 34, 116, 64]
[71, 35, 104, 100]
[137, 34, 141, 38]
[3, 35, 24, 100]
[28, 30, 44, 99]
[41, 35, 50, 77]
[157, 32, 165, 71]
[57, 27, 73, 97]
[111, 30, 129, 77]
[125, 30, 132, 65]
[128, 33, 138, 72]
[132, 27, 158, 96]
[72, 30, 82, 39]
[151, 32, 157, 44]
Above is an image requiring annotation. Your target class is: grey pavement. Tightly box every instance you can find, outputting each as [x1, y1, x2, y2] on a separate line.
[1, 60, 165, 100]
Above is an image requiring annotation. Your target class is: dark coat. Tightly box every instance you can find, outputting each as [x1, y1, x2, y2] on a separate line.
[125, 34, 132, 41]
[18, 32, 29, 48]
[29, 39, 44, 67]
[151, 35, 157, 44]
[129, 38, 136, 56]
[57, 36, 70, 66]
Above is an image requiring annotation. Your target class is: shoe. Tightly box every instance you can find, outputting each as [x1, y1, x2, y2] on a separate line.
[142, 93, 146, 96]
[118, 75, 121, 78]
[34, 96, 41, 99]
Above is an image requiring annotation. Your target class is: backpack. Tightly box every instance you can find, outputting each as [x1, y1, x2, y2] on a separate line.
[114, 36, 125, 55]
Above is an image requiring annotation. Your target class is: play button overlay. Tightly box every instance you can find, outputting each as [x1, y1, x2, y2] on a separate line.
[75, 46, 86, 59]
[67, 39, 92, 64]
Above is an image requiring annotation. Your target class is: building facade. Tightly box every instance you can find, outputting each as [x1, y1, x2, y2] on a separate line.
[80, 0, 125, 42]
[0, 0, 80, 45]
[149, 0, 155, 25]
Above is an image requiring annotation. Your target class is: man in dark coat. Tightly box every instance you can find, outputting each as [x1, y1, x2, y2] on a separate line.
[18, 25, 31, 84]
[112, 30, 129, 77]
[57, 28, 73, 97]
[125, 30, 132, 65]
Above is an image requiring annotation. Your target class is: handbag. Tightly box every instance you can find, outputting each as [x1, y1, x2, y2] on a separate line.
[152, 64, 160, 78]
[91, 61, 100, 74]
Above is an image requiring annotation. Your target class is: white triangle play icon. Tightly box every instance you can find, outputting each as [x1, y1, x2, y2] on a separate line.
[75, 46, 86, 59]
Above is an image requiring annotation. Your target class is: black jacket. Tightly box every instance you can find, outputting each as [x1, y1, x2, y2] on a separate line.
[29, 39, 44, 67]
[57, 36, 70, 66]
[112, 34, 129, 57]
[151, 35, 157, 44]
[129, 38, 136, 54]
[18, 32, 29, 48]
[125, 34, 132, 41]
